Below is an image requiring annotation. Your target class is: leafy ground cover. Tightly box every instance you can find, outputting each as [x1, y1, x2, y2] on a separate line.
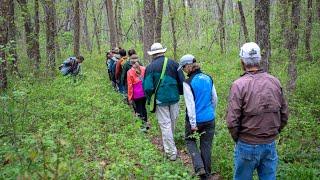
[1, 49, 319, 179]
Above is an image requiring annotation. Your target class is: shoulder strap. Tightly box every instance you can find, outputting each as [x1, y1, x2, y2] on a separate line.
[154, 57, 168, 94]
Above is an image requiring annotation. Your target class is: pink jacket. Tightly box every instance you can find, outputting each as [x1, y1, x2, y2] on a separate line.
[127, 66, 146, 101]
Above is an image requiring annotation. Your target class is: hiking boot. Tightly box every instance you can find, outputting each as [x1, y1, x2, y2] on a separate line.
[168, 154, 177, 161]
[196, 167, 206, 176]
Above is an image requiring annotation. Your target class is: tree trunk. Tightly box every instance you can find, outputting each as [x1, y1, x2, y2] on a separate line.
[168, 0, 177, 60]
[43, 0, 57, 74]
[115, 0, 123, 45]
[255, 0, 271, 72]
[238, 0, 249, 42]
[154, 0, 164, 43]
[143, 0, 155, 62]
[279, 0, 289, 48]
[287, 0, 301, 92]
[317, 0, 320, 21]
[305, 0, 313, 61]
[64, 0, 73, 31]
[91, 0, 101, 53]
[135, 1, 143, 42]
[73, 0, 80, 56]
[182, 0, 190, 39]
[8, 0, 21, 77]
[216, 0, 226, 54]
[80, 1, 92, 52]
[33, 0, 41, 72]
[0, 0, 9, 90]
[105, 0, 118, 48]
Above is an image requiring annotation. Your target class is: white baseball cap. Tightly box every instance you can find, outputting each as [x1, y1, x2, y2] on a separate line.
[178, 54, 195, 71]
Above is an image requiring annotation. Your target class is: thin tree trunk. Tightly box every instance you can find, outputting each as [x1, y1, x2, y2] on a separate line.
[105, 0, 118, 48]
[216, 0, 226, 54]
[64, 0, 73, 31]
[8, 0, 21, 77]
[91, 0, 101, 53]
[115, 0, 122, 45]
[279, 0, 289, 48]
[33, 0, 41, 72]
[317, 0, 320, 21]
[136, 1, 143, 42]
[182, 0, 190, 39]
[305, 0, 313, 61]
[81, 1, 92, 52]
[287, 0, 301, 92]
[143, 0, 155, 62]
[168, 0, 177, 60]
[154, 0, 164, 43]
[238, 0, 249, 42]
[73, 0, 80, 56]
[255, 0, 271, 72]
[0, 0, 9, 90]
[43, 0, 57, 74]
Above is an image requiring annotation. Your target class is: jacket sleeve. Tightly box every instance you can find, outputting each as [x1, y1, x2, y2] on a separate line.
[177, 69, 185, 95]
[211, 82, 218, 110]
[279, 87, 289, 133]
[143, 66, 154, 103]
[183, 82, 197, 129]
[226, 83, 242, 142]
[115, 61, 121, 80]
[127, 71, 133, 101]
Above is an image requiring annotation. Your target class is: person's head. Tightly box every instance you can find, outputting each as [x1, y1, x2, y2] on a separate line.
[178, 54, 199, 75]
[130, 54, 140, 68]
[119, 49, 127, 57]
[128, 49, 136, 57]
[239, 42, 261, 71]
[106, 50, 113, 58]
[147, 43, 167, 58]
[76, 55, 84, 63]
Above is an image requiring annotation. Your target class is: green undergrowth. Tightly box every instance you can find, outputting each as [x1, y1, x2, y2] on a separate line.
[1, 49, 319, 179]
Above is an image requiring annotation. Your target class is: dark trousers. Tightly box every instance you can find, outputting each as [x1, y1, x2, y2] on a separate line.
[134, 97, 147, 123]
[185, 117, 215, 178]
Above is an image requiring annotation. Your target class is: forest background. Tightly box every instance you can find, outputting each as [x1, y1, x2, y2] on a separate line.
[0, 0, 319, 179]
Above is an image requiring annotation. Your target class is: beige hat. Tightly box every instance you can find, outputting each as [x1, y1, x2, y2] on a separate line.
[147, 43, 167, 55]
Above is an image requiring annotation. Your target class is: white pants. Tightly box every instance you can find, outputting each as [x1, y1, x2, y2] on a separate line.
[155, 102, 179, 156]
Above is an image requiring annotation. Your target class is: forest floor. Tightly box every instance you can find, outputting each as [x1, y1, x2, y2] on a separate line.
[1, 52, 319, 179]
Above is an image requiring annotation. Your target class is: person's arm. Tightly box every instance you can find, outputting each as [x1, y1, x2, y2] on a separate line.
[279, 87, 289, 133]
[226, 83, 242, 142]
[211, 82, 218, 110]
[183, 82, 197, 130]
[127, 71, 133, 102]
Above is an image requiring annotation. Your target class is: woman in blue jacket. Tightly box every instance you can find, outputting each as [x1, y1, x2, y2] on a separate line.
[178, 54, 218, 179]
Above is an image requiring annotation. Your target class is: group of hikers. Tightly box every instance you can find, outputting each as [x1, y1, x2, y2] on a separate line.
[61, 42, 289, 180]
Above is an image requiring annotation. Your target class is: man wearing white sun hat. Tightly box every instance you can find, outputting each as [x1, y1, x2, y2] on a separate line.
[143, 43, 185, 161]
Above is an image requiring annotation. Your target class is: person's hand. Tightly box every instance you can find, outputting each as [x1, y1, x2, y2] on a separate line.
[191, 126, 198, 132]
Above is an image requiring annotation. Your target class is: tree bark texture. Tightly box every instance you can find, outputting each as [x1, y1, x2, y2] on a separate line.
[287, 0, 301, 92]
[255, 0, 271, 72]
[182, 0, 191, 39]
[73, 0, 80, 56]
[238, 0, 249, 42]
[91, 0, 101, 53]
[8, 0, 20, 77]
[115, 0, 123, 45]
[317, 0, 320, 21]
[105, 0, 118, 48]
[80, 1, 92, 52]
[0, 0, 9, 90]
[154, 0, 164, 43]
[143, 0, 155, 62]
[279, 0, 289, 48]
[64, 0, 73, 31]
[135, 1, 143, 42]
[44, 0, 57, 73]
[305, 0, 313, 61]
[216, 0, 226, 54]
[33, 0, 41, 72]
[168, 0, 177, 60]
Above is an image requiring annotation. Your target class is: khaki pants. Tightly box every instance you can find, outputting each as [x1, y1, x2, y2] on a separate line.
[155, 102, 179, 156]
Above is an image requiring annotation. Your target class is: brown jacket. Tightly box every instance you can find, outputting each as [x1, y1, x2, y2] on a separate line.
[226, 70, 288, 144]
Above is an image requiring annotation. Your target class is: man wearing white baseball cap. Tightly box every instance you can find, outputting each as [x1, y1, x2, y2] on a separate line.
[226, 42, 288, 180]
[143, 43, 185, 161]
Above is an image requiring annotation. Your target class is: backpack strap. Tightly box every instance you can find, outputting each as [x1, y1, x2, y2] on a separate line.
[154, 57, 168, 95]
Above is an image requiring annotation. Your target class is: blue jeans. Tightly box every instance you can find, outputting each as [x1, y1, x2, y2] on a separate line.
[234, 140, 278, 180]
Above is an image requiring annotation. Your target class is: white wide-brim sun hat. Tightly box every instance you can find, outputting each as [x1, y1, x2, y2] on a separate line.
[147, 43, 167, 55]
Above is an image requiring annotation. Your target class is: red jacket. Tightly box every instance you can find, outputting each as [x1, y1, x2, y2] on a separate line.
[115, 56, 128, 80]
[127, 66, 146, 101]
